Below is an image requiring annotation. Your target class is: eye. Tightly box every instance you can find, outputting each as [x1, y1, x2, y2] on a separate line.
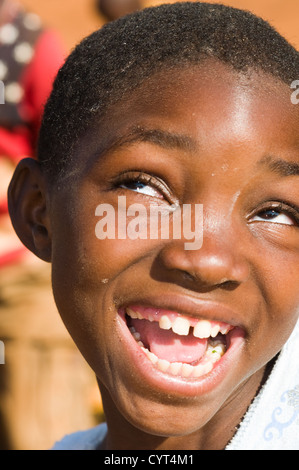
[113, 171, 175, 204]
[250, 204, 299, 226]
[252, 210, 293, 225]
[119, 179, 163, 198]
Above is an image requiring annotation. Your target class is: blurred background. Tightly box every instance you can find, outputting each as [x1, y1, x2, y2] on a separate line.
[18, 0, 135, 51]
[17, 0, 299, 52]
[0, 0, 299, 450]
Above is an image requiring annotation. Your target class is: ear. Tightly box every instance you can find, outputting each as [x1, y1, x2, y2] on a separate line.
[8, 158, 52, 262]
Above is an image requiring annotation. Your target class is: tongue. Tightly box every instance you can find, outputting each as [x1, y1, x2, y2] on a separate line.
[130, 319, 207, 363]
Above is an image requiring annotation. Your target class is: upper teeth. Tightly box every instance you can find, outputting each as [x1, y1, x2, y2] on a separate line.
[126, 307, 232, 338]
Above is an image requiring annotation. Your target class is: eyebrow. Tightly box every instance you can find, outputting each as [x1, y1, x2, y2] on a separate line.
[102, 126, 197, 155]
[95, 128, 299, 178]
[258, 155, 299, 177]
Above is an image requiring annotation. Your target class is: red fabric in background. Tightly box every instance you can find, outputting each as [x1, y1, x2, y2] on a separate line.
[0, 29, 65, 160]
[0, 23, 65, 266]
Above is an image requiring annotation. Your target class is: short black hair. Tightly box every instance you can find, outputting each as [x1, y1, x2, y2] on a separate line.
[38, 1, 299, 181]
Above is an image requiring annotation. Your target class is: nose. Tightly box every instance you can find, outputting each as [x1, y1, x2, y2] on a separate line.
[157, 224, 250, 291]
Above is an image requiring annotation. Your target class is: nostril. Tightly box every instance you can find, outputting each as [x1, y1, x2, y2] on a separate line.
[182, 272, 240, 291]
[217, 280, 240, 291]
[182, 271, 195, 282]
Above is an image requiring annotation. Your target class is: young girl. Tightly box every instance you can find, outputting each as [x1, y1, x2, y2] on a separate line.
[8, 2, 299, 450]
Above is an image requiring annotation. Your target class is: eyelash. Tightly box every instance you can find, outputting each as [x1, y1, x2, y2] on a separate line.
[111, 171, 174, 203]
[251, 201, 299, 226]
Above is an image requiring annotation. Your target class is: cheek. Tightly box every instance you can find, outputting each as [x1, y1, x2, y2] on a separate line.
[247, 223, 299, 314]
[49, 205, 156, 363]
[248, 253, 299, 363]
[260, 251, 299, 312]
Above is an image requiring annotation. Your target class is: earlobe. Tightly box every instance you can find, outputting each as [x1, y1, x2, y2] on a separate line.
[7, 158, 52, 262]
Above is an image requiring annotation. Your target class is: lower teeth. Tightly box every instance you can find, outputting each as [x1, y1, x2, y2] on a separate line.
[129, 326, 226, 378]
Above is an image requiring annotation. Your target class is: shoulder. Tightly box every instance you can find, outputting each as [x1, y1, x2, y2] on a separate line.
[51, 423, 107, 450]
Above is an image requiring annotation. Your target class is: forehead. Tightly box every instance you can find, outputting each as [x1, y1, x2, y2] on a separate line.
[76, 61, 299, 175]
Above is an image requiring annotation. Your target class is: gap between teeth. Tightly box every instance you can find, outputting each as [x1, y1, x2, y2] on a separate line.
[162, 315, 230, 338]
[126, 307, 232, 338]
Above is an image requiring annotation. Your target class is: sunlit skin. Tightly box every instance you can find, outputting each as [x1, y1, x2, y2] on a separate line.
[9, 60, 299, 449]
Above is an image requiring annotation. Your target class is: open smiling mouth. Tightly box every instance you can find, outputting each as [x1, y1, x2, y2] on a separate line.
[124, 305, 236, 379]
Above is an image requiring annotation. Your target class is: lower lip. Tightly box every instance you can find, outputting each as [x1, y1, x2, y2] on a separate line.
[116, 308, 245, 398]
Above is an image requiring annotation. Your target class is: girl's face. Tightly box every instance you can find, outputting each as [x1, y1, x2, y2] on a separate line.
[49, 62, 299, 448]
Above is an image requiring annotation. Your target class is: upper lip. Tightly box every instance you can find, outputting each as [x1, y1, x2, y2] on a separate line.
[119, 292, 245, 330]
